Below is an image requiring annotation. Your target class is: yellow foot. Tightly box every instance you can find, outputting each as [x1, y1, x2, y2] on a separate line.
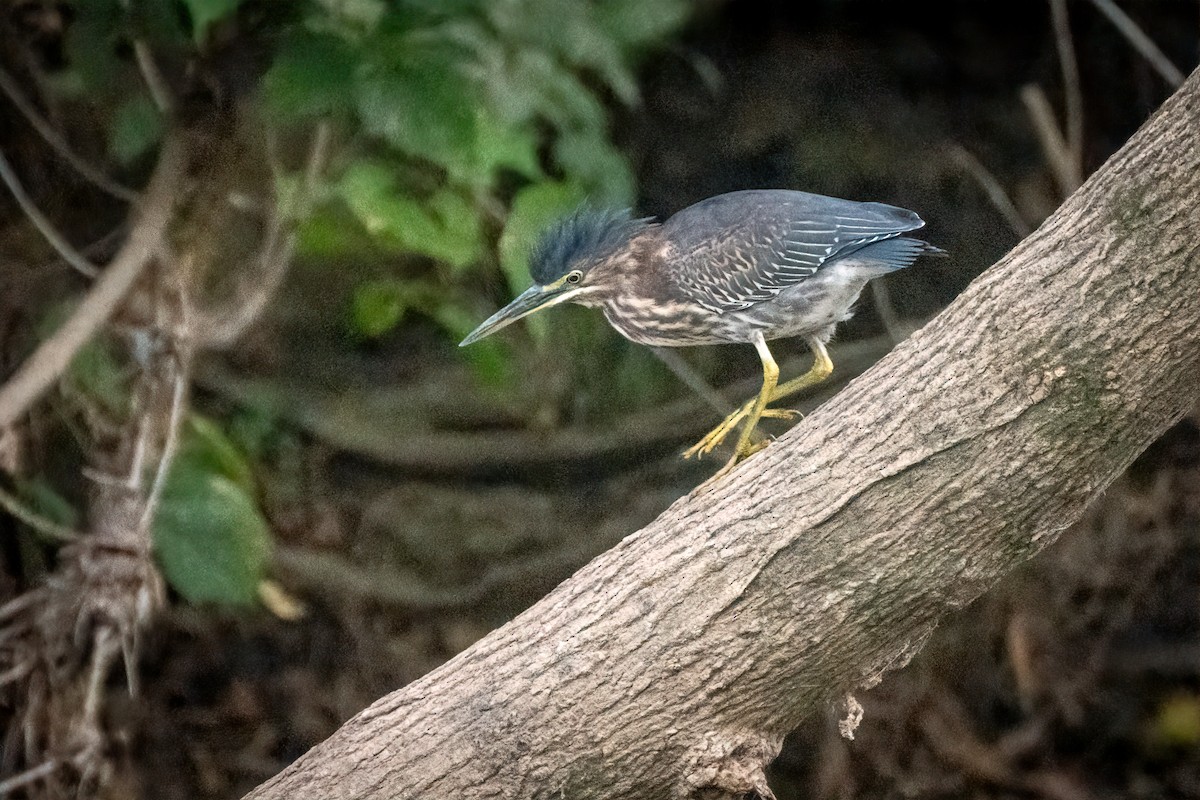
[682, 405, 801, 460]
[696, 439, 773, 488]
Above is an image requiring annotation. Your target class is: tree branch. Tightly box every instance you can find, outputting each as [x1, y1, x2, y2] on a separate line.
[0, 66, 139, 202]
[0, 133, 186, 429]
[193, 122, 331, 347]
[0, 146, 100, 277]
[244, 70, 1200, 800]
[1087, 0, 1186, 87]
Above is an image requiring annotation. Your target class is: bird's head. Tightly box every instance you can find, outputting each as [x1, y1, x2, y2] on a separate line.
[460, 207, 653, 346]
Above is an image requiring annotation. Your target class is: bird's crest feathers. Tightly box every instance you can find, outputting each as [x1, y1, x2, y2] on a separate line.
[530, 207, 655, 284]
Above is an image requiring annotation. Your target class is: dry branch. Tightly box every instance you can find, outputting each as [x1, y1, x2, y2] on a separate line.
[0, 67, 139, 202]
[192, 122, 331, 348]
[0, 133, 185, 429]
[0, 147, 100, 277]
[245, 71, 1200, 800]
[1050, 0, 1083, 189]
[1088, 0, 1186, 87]
[947, 144, 1031, 237]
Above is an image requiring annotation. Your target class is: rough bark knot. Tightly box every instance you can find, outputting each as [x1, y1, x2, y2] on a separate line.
[677, 730, 782, 800]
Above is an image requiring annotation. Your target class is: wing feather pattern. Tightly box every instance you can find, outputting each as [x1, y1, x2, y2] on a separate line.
[663, 190, 925, 313]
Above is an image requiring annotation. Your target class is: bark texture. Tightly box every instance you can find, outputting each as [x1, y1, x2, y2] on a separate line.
[245, 71, 1200, 800]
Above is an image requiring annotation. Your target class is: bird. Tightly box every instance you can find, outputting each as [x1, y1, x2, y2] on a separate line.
[461, 189, 942, 474]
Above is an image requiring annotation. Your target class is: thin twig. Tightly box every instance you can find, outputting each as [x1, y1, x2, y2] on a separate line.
[1020, 84, 1078, 198]
[132, 41, 173, 112]
[869, 280, 909, 346]
[1050, 0, 1084, 188]
[0, 588, 43, 624]
[138, 352, 190, 532]
[0, 759, 59, 795]
[0, 133, 186, 429]
[0, 424, 19, 474]
[83, 629, 120, 724]
[125, 414, 150, 489]
[0, 147, 99, 278]
[947, 144, 1032, 237]
[0, 484, 78, 542]
[0, 660, 34, 688]
[40, 226, 127, 273]
[196, 121, 332, 347]
[0, 67, 138, 202]
[650, 348, 732, 415]
[1088, 0, 1186, 87]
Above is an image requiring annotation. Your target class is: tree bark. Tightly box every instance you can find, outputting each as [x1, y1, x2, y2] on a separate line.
[245, 70, 1200, 800]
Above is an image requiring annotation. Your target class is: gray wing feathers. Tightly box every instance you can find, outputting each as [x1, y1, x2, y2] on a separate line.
[665, 191, 924, 313]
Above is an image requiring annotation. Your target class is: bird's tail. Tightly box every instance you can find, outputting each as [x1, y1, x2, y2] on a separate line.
[841, 236, 946, 277]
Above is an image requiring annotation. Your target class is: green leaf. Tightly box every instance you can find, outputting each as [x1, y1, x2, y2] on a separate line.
[355, 45, 479, 177]
[181, 415, 256, 492]
[61, 0, 124, 94]
[154, 421, 269, 606]
[553, 131, 635, 206]
[109, 94, 164, 165]
[500, 179, 586, 293]
[155, 472, 272, 606]
[17, 478, 79, 531]
[1153, 693, 1200, 747]
[500, 50, 606, 131]
[313, 0, 386, 31]
[264, 32, 358, 120]
[486, 0, 637, 104]
[334, 161, 483, 268]
[427, 188, 484, 271]
[594, 0, 692, 50]
[468, 109, 541, 183]
[182, 0, 243, 42]
[350, 279, 407, 338]
[296, 205, 376, 258]
[431, 301, 513, 385]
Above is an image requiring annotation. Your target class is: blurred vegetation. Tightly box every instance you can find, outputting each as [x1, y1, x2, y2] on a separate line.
[3, 0, 694, 606]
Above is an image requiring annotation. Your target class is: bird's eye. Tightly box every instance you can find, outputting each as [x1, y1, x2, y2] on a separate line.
[565, 270, 583, 284]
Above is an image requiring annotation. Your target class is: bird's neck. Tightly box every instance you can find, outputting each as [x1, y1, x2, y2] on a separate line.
[578, 229, 666, 308]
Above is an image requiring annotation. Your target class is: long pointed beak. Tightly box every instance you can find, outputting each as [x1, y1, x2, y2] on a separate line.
[459, 284, 579, 346]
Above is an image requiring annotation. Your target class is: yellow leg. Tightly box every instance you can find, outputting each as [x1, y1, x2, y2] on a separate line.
[683, 335, 833, 464]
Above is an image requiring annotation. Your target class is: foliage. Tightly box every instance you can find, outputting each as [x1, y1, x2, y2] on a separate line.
[14, 0, 690, 606]
[256, 0, 688, 345]
[56, 0, 690, 366]
[153, 416, 272, 606]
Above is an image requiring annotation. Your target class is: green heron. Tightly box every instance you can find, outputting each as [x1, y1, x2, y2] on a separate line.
[461, 189, 941, 473]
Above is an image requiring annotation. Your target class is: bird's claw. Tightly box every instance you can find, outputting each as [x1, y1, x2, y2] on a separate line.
[682, 423, 737, 459]
[682, 405, 801, 460]
[694, 436, 773, 489]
